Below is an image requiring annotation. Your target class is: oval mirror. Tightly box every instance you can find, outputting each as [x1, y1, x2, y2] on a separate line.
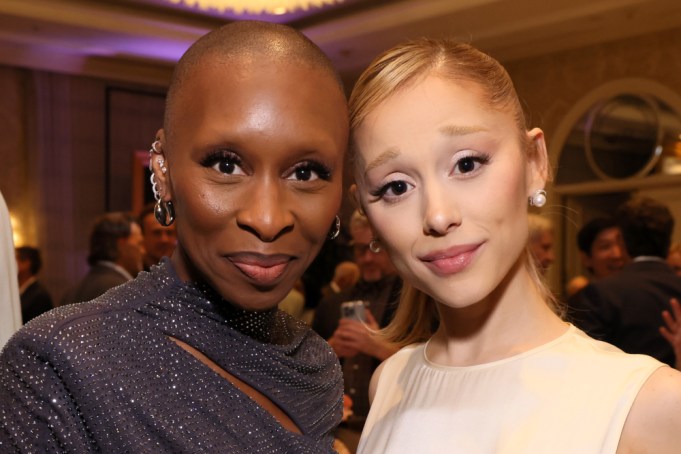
[584, 94, 662, 180]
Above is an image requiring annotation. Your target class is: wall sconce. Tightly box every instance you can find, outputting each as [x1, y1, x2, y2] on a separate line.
[9, 213, 24, 247]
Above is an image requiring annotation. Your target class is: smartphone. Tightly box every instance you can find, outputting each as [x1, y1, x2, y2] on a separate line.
[340, 300, 367, 322]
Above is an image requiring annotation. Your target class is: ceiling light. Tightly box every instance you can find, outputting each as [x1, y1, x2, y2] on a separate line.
[168, 0, 344, 15]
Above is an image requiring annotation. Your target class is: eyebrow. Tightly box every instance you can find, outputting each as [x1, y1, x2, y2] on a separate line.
[438, 124, 488, 136]
[365, 147, 401, 174]
[363, 124, 487, 174]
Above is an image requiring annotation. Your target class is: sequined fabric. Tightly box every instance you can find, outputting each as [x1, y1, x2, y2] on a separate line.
[0, 259, 343, 453]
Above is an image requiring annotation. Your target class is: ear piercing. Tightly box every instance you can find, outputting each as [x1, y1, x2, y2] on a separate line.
[148, 139, 175, 226]
[328, 215, 341, 240]
[529, 189, 547, 208]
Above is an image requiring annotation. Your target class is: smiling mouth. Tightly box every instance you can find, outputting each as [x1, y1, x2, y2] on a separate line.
[228, 253, 293, 286]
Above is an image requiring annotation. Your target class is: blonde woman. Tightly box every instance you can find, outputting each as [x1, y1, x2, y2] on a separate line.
[349, 38, 681, 453]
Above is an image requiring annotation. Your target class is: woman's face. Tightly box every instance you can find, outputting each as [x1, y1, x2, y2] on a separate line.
[160, 60, 348, 311]
[354, 74, 546, 308]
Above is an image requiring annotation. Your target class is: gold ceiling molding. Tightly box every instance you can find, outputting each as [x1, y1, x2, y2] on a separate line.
[167, 0, 343, 15]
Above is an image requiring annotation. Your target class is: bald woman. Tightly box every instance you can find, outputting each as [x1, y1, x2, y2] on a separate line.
[0, 21, 348, 453]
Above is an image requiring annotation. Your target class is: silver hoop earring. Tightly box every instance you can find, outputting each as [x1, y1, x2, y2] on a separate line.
[149, 140, 163, 170]
[328, 215, 341, 240]
[150, 173, 161, 201]
[155, 200, 175, 227]
[369, 238, 382, 253]
[529, 189, 547, 208]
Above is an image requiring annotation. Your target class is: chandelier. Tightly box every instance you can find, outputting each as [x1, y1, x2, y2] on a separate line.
[167, 0, 344, 15]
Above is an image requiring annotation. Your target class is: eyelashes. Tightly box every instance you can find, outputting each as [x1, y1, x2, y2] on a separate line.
[369, 180, 410, 199]
[368, 152, 491, 202]
[289, 161, 332, 182]
[452, 153, 490, 175]
[200, 149, 332, 182]
[200, 149, 243, 175]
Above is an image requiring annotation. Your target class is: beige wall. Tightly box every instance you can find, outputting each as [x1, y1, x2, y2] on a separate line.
[505, 26, 681, 294]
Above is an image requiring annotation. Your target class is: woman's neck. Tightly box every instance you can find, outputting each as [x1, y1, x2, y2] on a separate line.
[427, 267, 567, 367]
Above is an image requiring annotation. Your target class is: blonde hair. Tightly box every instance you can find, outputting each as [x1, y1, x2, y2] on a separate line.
[350, 38, 558, 347]
[528, 214, 553, 242]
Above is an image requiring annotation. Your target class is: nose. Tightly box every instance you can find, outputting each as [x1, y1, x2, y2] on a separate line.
[422, 181, 461, 236]
[236, 178, 294, 242]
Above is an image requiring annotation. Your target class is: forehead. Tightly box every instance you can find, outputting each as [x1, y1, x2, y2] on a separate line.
[167, 58, 347, 148]
[361, 76, 508, 139]
[594, 227, 620, 242]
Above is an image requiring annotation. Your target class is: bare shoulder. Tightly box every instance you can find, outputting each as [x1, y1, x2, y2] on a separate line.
[618, 366, 681, 453]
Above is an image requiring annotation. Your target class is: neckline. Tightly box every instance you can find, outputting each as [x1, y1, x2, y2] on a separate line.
[422, 324, 574, 371]
[150, 258, 298, 346]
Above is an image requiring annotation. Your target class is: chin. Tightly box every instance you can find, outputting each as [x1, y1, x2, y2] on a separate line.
[218, 285, 291, 312]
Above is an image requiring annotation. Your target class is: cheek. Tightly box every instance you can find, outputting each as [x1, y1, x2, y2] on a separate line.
[172, 177, 229, 237]
[293, 179, 343, 241]
[365, 206, 412, 267]
[479, 163, 528, 228]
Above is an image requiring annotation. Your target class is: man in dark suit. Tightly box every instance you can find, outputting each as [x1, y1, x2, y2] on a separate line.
[61, 212, 145, 305]
[569, 197, 681, 367]
[16, 246, 53, 323]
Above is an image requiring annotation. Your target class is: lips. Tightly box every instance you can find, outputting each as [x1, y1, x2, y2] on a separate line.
[228, 252, 293, 286]
[419, 243, 482, 276]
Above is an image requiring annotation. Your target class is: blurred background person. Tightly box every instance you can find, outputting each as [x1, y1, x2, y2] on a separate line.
[668, 242, 681, 277]
[278, 279, 306, 321]
[569, 197, 681, 367]
[565, 217, 629, 297]
[0, 191, 22, 348]
[61, 211, 145, 305]
[15, 246, 53, 323]
[527, 213, 555, 275]
[313, 210, 401, 453]
[321, 260, 361, 300]
[139, 202, 177, 271]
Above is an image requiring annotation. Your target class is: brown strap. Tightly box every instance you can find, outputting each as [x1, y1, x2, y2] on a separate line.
[168, 336, 302, 435]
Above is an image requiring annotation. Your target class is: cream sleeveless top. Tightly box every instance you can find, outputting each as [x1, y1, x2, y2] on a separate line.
[358, 325, 664, 454]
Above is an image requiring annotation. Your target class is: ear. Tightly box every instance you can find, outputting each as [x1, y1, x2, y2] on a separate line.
[151, 129, 173, 201]
[579, 251, 592, 268]
[525, 127, 549, 197]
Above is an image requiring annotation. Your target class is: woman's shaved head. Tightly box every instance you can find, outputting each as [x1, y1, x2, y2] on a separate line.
[164, 21, 344, 144]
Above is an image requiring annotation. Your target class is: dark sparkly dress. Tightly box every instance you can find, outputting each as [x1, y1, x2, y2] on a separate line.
[0, 260, 343, 453]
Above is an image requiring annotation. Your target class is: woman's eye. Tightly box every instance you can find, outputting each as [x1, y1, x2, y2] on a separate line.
[386, 181, 409, 196]
[453, 155, 489, 175]
[200, 151, 245, 176]
[287, 162, 331, 182]
[370, 179, 413, 201]
[216, 159, 244, 175]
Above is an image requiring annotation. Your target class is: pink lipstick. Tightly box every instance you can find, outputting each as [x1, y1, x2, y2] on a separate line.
[228, 253, 292, 286]
[419, 243, 481, 276]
